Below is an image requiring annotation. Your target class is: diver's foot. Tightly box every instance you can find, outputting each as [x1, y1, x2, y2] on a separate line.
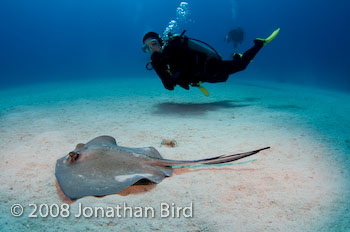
[233, 52, 243, 61]
[254, 28, 280, 46]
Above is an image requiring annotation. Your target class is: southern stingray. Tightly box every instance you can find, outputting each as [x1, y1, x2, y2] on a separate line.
[55, 135, 269, 200]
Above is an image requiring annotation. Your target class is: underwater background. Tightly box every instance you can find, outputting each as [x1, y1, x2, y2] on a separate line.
[1, 1, 350, 231]
[0, 0, 349, 91]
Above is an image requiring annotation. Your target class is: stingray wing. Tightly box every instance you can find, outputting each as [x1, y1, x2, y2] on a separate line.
[55, 145, 172, 200]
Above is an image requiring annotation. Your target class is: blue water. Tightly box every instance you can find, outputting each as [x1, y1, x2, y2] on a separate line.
[0, 0, 349, 90]
[1, 2, 350, 231]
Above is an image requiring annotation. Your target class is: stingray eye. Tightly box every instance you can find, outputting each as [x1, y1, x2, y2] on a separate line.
[67, 152, 80, 163]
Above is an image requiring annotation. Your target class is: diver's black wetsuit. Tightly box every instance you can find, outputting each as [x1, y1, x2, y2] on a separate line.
[150, 35, 264, 90]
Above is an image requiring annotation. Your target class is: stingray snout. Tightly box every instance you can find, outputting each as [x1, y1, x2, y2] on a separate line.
[67, 151, 80, 164]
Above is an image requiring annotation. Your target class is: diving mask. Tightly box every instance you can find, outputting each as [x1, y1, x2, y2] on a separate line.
[142, 39, 161, 54]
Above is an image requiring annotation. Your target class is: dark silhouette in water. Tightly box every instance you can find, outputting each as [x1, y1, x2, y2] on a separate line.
[142, 28, 280, 96]
[225, 27, 244, 49]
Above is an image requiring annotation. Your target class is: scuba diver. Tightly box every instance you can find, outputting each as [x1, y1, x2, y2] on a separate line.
[142, 28, 280, 96]
[225, 26, 244, 49]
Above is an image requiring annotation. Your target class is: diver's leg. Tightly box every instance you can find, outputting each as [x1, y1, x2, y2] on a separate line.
[203, 58, 230, 83]
[223, 28, 280, 75]
[201, 29, 280, 82]
[222, 40, 264, 75]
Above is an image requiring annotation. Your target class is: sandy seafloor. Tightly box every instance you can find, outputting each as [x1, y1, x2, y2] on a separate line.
[0, 77, 349, 232]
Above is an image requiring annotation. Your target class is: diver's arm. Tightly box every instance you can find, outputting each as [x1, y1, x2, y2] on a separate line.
[151, 52, 176, 90]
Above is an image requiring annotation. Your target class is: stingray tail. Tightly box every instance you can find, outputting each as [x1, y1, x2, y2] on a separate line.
[154, 147, 270, 167]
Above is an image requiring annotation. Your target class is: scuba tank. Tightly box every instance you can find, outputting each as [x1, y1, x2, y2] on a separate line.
[146, 30, 221, 71]
[167, 30, 221, 61]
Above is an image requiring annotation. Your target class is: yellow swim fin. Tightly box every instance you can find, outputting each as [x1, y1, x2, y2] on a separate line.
[255, 28, 280, 45]
[194, 81, 210, 96]
[198, 86, 209, 96]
